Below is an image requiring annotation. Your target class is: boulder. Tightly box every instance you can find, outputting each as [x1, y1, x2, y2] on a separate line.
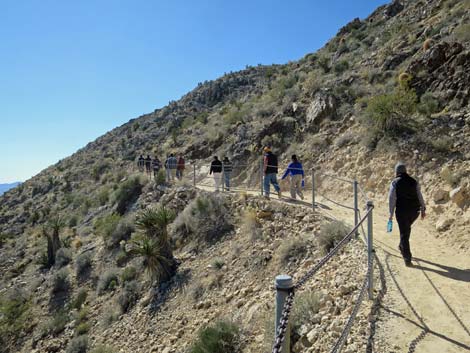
[450, 186, 469, 208]
[306, 91, 337, 129]
[433, 189, 449, 204]
[384, 0, 404, 18]
[436, 217, 453, 232]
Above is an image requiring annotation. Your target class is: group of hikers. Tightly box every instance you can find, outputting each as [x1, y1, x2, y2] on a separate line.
[137, 154, 185, 182]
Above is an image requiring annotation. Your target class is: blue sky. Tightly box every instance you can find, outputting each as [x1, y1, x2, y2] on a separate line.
[0, 0, 388, 183]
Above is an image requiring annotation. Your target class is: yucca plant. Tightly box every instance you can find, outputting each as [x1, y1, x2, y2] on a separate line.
[41, 215, 66, 267]
[130, 235, 174, 282]
[135, 206, 175, 239]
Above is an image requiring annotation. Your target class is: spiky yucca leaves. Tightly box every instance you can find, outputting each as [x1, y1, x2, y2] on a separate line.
[132, 206, 177, 283]
[130, 235, 174, 282]
[41, 215, 66, 267]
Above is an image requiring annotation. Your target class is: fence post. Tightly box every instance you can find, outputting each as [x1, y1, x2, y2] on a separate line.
[222, 163, 225, 192]
[367, 201, 374, 300]
[275, 275, 293, 353]
[260, 159, 264, 196]
[353, 180, 359, 235]
[311, 168, 315, 210]
[193, 164, 196, 187]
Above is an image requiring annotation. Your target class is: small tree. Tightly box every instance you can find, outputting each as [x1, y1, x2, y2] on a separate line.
[42, 216, 66, 267]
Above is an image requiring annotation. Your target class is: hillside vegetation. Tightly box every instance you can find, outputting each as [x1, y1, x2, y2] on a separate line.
[1, 0, 469, 352]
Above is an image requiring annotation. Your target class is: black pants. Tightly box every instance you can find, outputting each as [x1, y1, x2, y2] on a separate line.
[396, 210, 419, 261]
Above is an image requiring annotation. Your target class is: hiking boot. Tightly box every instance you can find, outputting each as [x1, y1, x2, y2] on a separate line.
[277, 190, 282, 198]
[405, 259, 412, 267]
[264, 195, 270, 200]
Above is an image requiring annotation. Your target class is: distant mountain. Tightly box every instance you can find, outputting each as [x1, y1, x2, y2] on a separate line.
[0, 182, 21, 195]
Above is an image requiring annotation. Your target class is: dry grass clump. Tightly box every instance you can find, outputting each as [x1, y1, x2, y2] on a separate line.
[317, 220, 350, 254]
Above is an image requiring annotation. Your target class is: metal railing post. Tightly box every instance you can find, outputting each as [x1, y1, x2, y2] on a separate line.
[311, 168, 315, 210]
[221, 163, 225, 192]
[367, 201, 374, 300]
[193, 164, 196, 187]
[275, 275, 293, 353]
[353, 180, 359, 235]
[260, 159, 264, 196]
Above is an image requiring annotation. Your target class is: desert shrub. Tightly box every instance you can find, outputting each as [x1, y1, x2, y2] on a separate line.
[115, 249, 130, 267]
[43, 310, 70, 336]
[398, 72, 412, 89]
[90, 345, 116, 353]
[335, 132, 355, 148]
[75, 252, 92, 279]
[317, 220, 350, 254]
[303, 72, 321, 94]
[97, 270, 119, 295]
[291, 291, 320, 331]
[117, 280, 141, 313]
[72, 288, 88, 310]
[0, 292, 31, 345]
[363, 87, 417, 136]
[97, 187, 110, 206]
[418, 92, 440, 116]
[66, 335, 88, 353]
[211, 258, 225, 270]
[190, 320, 240, 353]
[188, 283, 205, 302]
[75, 322, 91, 336]
[55, 248, 72, 268]
[92, 161, 110, 181]
[114, 177, 142, 215]
[333, 60, 349, 74]
[317, 55, 330, 73]
[278, 237, 309, 266]
[94, 214, 134, 248]
[430, 137, 453, 153]
[453, 23, 470, 42]
[241, 209, 262, 242]
[94, 213, 120, 240]
[101, 305, 120, 327]
[121, 266, 137, 283]
[51, 269, 70, 294]
[155, 169, 166, 185]
[422, 38, 432, 50]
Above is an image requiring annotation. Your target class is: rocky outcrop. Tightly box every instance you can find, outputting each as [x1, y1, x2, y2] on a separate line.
[305, 91, 337, 130]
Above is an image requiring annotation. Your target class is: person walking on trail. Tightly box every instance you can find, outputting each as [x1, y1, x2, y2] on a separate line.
[137, 155, 145, 172]
[263, 146, 281, 199]
[152, 157, 161, 179]
[281, 154, 305, 200]
[388, 162, 426, 266]
[165, 154, 178, 182]
[210, 156, 223, 192]
[145, 155, 152, 176]
[176, 154, 185, 180]
[222, 157, 233, 191]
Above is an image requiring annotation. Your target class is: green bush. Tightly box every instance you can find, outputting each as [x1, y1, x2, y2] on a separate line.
[43, 310, 70, 336]
[51, 269, 70, 294]
[453, 23, 470, 42]
[291, 291, 320, 331]
[317, 220, 350, 254]
[90, 345, 116, 353]
[317, 56, 330, 73]
[190, 320, 240, 353]
[66, 335, 88, 353]
[114, 177, 142, 215]
[418, 92, 440, 116]
[333, 60, 349, 74]
[94, 214, 134, 248]
[97, 270, 119, 295]
[75, 252, 92, 279]
[117, 280, 141, 313]
[429, 136, 453, 153]
[278, 238, 309, 266]
[121, 266, 137, 282]
[364, 87, 417, 136]
[0, 293, 31, 345]
[211, 258, 225, 270]
[72, 288, 88, 310]
[55, 248, 72, 268]
[75, 322, 91, 336]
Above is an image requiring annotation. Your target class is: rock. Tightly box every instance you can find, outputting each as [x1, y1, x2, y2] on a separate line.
[384, 0, 404, 18]
[436, 217, 453, 232]
[433, 189, 449, 204]
[450, 186, 469, 208]
[306, 90, 337, 129]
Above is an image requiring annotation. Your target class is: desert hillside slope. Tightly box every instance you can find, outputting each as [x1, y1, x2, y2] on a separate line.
[0, 0, 469, 352]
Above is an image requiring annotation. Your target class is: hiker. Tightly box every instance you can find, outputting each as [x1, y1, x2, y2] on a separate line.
[137, 155, 145, 172]
[209, 156, 223, 192]
[222, 157, 233, 191]
[152, 157, 161, 179]
[263, 146, 281, 199]
[388, 162, 426, 266]
[281, 154, 304, 200]
[165, 154, 178, 182]
[145, 155, 152, 176]
[176, 154, 185, 180]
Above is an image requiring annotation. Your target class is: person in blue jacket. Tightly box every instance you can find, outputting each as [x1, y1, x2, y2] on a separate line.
[281, 155, 305, 200]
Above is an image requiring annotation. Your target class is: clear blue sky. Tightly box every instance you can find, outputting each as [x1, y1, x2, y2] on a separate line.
[0, 0, 388, 183]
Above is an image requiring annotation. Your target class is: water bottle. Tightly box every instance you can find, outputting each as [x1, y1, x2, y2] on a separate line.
[387, 220, 393, 233]
[301, 179, 305, 188]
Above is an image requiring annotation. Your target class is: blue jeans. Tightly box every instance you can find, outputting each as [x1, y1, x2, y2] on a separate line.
[264, 173, 280, 196]
[224, 172, 231, 190]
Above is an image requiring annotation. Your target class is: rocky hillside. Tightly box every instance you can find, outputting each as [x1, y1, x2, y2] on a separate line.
[1, 0, 469, 352]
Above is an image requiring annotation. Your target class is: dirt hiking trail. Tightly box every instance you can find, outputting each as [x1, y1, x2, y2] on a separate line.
[196, 182, 470, 352]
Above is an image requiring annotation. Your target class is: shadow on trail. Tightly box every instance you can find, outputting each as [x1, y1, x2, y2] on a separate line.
[383, 252, 470, 351]
[413, 257, 470, 283]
